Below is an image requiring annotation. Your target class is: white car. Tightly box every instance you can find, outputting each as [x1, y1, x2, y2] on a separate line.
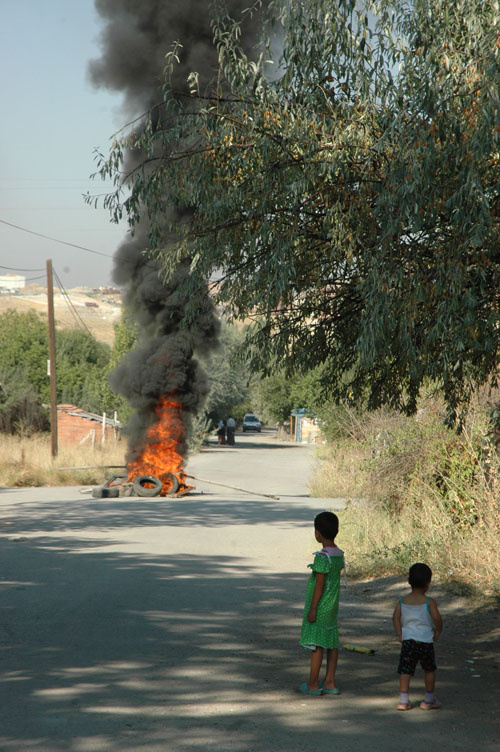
[242, 413, 262, 432]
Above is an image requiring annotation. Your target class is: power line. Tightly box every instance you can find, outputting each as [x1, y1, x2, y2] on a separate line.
[24, 274, 47, 282]
[52, 267, 95, 339]
[0, 218, 115, 258]
[0, 217, 164, 276]
[0, 177, 112, 182]
[0, 263, 45, 272]
[53, 267, 93, 336]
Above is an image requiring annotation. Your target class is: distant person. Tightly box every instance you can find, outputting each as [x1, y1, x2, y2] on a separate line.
[392, 563, 443, 711]
[216, 419, 226, 445]
[226, 415, 236, 445]
[298, 512, 344, 695]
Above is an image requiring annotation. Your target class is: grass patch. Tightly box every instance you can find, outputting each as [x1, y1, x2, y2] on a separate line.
[313, 396, 500, 597]
[0, 423, 208, 488]
[0, 434, 127, 488]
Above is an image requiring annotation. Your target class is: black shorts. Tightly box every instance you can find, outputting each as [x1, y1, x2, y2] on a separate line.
[398, 639, 436, 675]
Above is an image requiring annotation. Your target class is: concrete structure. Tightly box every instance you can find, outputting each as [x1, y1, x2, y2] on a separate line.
[57, 404, 121, 446]
[0, 274, 25, 291]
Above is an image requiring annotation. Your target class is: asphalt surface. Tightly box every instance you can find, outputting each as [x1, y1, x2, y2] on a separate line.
[0, 430, 498, 751]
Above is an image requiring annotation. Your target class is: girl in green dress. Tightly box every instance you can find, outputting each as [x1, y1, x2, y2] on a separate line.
[299, 511, 344, 696]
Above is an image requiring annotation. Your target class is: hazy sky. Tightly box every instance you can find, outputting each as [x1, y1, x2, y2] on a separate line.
[0, 0, 129, 288]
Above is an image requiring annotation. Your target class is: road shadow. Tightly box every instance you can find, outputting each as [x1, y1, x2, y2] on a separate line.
[203, 429, 308, 452]
[0, 496, 318, 536]
[202, 441, 306, 451]
[0, 501, 498, 750]
[0, 538, 301, 749]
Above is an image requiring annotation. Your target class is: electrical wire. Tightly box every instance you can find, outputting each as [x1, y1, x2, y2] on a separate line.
[0, 263, 45, 272]
[52, 267, 92, 336]
[0, 217, 164, 276]
[0, 218, 115, 258]
[0, 216, 159, 275]
[53, 270, 86, 332]
[52, 267, 95, 339]
[23, 274, 47, 282]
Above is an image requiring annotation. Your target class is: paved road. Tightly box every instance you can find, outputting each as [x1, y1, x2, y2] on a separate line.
[188, 429, 319, 498]
[0, 431, 497, 750]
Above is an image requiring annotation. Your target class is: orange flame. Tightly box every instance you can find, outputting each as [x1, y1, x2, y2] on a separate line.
[127, 394, 186, 495]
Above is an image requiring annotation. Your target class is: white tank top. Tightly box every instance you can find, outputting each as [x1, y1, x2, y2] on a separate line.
[400, 598, 434, 643]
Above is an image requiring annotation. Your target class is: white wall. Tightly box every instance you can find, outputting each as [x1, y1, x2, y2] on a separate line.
[0, 275, 25, 291]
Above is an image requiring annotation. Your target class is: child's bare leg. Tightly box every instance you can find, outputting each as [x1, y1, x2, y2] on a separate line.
[424, 671, 435, 693]
[308, 647, 323, 689]
[323, 648, 338, 689]
[399, 674, 411, 693]
[397, 673, 412, 710]
[421, 670, 441, 708]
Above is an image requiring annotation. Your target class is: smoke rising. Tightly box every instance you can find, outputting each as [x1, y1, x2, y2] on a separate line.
[90, 0, 265, 458]
[110, 232, 218, 461]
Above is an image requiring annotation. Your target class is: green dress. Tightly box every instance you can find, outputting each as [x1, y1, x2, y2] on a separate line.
[300, 546, 344, 650]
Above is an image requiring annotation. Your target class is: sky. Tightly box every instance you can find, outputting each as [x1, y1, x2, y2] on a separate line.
[0, 1, 129, 289]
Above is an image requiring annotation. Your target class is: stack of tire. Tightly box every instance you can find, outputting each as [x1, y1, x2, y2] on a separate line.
[91, 472, 179, 499]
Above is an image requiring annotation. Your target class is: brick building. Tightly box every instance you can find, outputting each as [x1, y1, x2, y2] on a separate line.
[57, 404, 122, 446]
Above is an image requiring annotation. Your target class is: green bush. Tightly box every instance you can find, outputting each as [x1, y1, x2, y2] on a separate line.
[0, 371, 49, 435]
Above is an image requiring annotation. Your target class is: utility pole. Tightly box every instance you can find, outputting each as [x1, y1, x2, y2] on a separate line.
[46, 259, 58, 458]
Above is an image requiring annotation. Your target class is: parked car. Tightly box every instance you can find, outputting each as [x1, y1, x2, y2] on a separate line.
[242, 413, 262, 432]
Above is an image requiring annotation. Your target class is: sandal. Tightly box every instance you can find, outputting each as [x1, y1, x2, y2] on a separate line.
[397, 702, 412, 711]
[319, 681, 341, 695]
[298, 682, 323, 696]
[420, 699, 441, 710]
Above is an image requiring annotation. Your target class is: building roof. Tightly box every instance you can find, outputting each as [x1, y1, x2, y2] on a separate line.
[55, 404, 122, 428]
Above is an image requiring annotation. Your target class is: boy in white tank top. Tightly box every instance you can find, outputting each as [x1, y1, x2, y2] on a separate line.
[392, 563, 443, 711]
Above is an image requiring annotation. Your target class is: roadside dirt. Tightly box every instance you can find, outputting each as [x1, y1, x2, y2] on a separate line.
[0, 431, 497, 751]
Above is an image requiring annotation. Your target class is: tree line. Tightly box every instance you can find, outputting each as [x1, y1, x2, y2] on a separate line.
[0, 309, 320, 436]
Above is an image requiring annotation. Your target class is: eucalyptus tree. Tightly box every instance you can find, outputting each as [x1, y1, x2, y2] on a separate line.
[92, 0, 500, 423]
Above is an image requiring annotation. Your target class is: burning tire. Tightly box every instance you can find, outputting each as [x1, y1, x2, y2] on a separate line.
[161, 472, 180, 496]
[133, 475, 162, 497]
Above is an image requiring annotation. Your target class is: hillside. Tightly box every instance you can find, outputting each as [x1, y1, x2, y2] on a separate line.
[0, 286, 121, 345]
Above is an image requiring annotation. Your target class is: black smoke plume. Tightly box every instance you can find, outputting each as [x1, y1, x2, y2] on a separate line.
[89, 0, 265, 458]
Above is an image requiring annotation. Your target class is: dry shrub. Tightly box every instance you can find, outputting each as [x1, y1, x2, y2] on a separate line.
[311, 405, 416, 500]
[0, 434, 127, 488]
[313, 394, 500, 596]
[312, 441, 368, 498]
[338, 467, 499, 596]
